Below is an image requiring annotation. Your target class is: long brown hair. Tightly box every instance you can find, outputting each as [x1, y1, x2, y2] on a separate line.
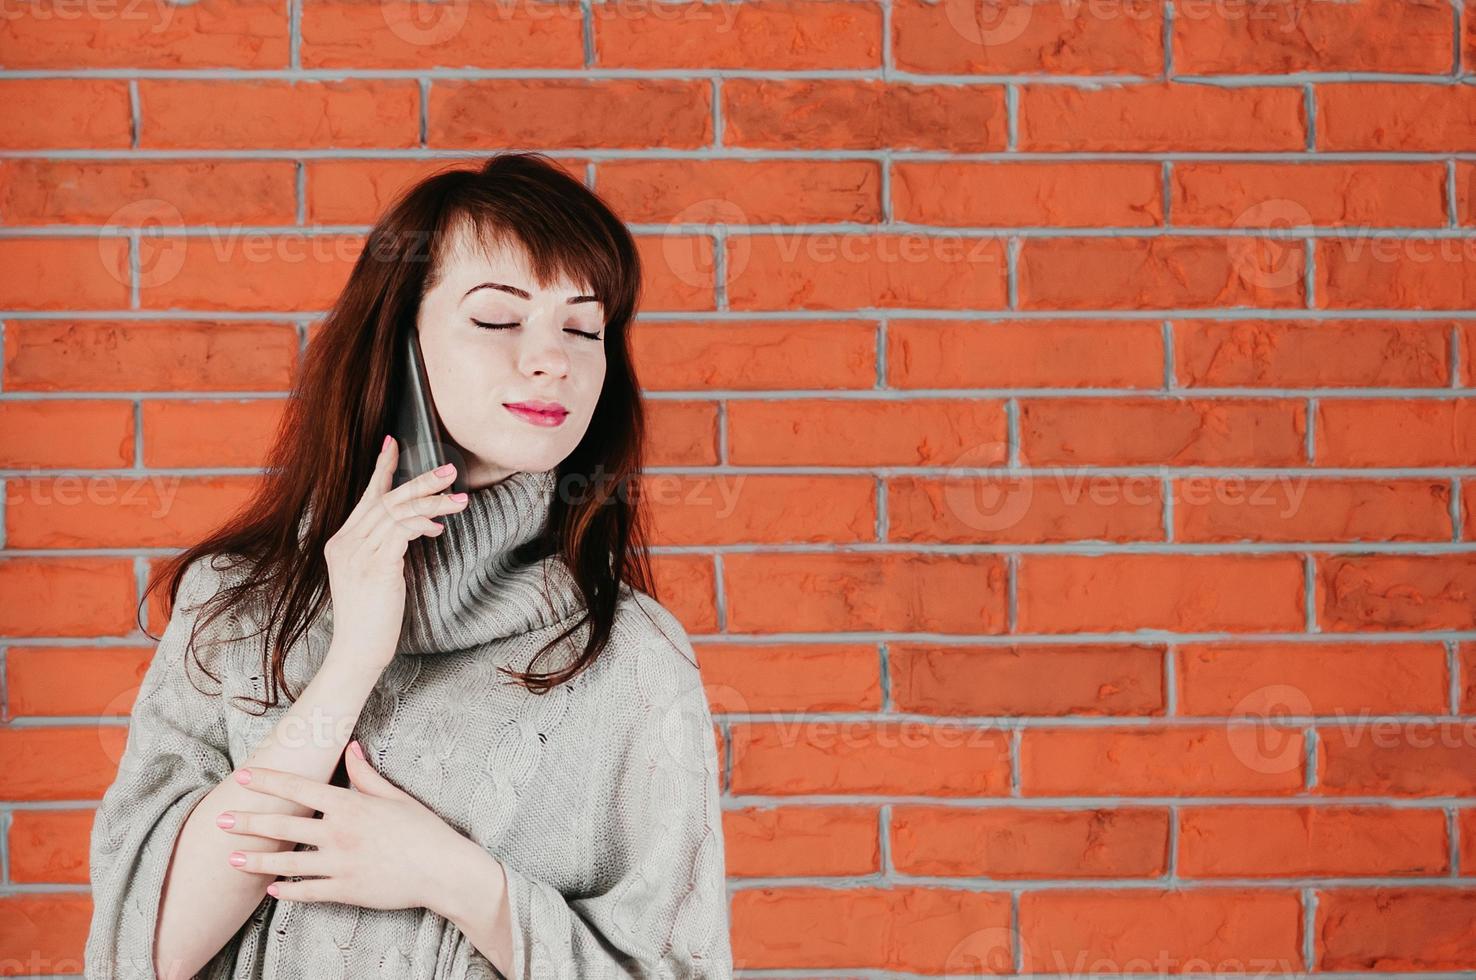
[142, 151, 659, 709]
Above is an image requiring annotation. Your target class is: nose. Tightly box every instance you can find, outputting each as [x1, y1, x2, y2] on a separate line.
[516, 316, 571, 379]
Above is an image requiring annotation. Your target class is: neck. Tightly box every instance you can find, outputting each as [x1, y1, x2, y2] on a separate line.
[392, 468, 584, 656]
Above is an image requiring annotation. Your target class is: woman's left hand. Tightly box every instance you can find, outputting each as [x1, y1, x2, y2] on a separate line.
[218, 740, 469, 912]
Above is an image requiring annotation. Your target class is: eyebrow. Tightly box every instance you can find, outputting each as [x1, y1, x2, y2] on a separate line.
[462, 281, 600, 305]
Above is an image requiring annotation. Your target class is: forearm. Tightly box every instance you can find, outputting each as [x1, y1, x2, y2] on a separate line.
[437, 834, 516, 978]
[154, 646, 383, 979]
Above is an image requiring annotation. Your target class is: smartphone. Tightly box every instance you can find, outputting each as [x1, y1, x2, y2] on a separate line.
[390, 327, 470, 496]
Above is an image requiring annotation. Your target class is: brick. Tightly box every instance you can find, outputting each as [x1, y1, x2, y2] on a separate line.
[1319, 555, 1476, 631]
[6, 645, 152, 718]
[0, 79, 131, 148]
[135, 234, 365, 312]
[1019, 82, 1305, 151]
[1019, 397, 1306, 466]
[0, 558, 136, 637]
[644, 473, 875, 545]
[724, 552, 1009, 633]
[595, 0, 882, 69]
[893, 805, 1169, 877]
[723, 805, 880, 877]
[729, 398, 1006, 466]
[889, 643, 1165, 716]
[1316, 236, 1476, 309]
[138, 80, 420, 149]
[1318, 721, 1476, 796]
[1172, 0, 1453, 73]
[8, 809, 94, 884]
[0, 400, 133, 469]
[1172, 161, 1447, 228]
[1176, 642, 1449, 716]
[429, 79, 710, 149]
[1020, 726, 1307, 795]
[697, 642, 882, 713]
[0, 238, 131, 310]
[888, 319, 1164, 388]
[1017, 554, 1305, 632]
[1318, 83, 1476, 151]
[729, 720, 1012, 795]
[893, 0, 1163, 75]
[1315, 400, 1476, 467]
[1020, 889, 1302, 969]
[894, 161, 1163, 228]
[3, 321, 297, 392]
[0, 0, 289, 68]
[1018, 236, 1306, 309]
[1172, 477, 1452, 542]
[728, 233, 1008, 311]
[1174, 319, 1451, 388]
[6, 476, 259, 549]
[142, 399, 285, 468]
[1317, 888, 1476, 970]
[595, 158, 882, 225]
[0, 160, 297, 226]
[644, 399, 720, 466]
[887, 474, 1164, 544]
[1179, 805, 1447, 877]
[302, 0, 583, 69]
[632, 319, 876, 390]
[731, 886, 1011, 971]
[722, 79, 1007, 151]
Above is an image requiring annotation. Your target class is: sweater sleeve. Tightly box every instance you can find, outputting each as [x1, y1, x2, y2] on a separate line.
[85, 555, 250, 980]
[465, 624, 734, 980]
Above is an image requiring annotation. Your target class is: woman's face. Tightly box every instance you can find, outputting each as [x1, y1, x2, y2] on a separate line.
[414, 226, 606, 488]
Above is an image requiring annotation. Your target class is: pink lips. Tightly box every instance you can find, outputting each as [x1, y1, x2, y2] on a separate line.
[504, 401, 569, 427]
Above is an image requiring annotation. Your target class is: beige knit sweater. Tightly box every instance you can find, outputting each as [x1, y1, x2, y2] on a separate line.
[84, 469, 734, 979]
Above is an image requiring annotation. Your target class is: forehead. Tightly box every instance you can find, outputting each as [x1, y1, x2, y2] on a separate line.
[437, 221, 591, 299]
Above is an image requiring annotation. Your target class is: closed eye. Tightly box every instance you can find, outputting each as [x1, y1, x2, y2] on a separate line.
[472, 319, 602, 341]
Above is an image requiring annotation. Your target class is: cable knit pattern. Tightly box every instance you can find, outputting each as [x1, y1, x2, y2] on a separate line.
[84, 471, 734, 980]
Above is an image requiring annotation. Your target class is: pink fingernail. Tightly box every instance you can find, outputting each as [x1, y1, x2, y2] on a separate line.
[434, 462, 454, 476]
[234, 769, 252, 784]
[267, 883, 280, 897]
[229, 851, 246, 867]
[349, 739, 365, 760]
[382, 434, 392, 451]
[216, 812, 235, 829]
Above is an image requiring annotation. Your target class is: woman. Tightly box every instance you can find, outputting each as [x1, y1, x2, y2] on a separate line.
[84, 152, 733, 979]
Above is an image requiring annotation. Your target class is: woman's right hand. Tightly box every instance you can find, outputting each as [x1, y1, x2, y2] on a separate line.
[323, 434, 469, 672]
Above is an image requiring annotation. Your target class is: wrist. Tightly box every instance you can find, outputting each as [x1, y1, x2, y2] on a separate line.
[434, 833, 507, 927]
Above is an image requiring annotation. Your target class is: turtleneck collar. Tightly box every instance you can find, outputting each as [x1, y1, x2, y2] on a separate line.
[393, 468, 586, 656]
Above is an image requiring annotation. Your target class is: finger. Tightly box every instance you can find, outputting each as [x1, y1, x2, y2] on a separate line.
[366, 509, 443, 556]
[345, 435, 399, 532]
[228, 846, 329, 878]
[233, 767, 344, 815]
[267, 877, 336, 903]
[388, 488, 469, 524]
[217, 810, 329, 848]
[344, 745, 411, 800]
[382, 460, 459, 511]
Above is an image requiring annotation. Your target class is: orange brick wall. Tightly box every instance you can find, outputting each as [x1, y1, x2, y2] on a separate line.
[2, 0, 1476, 973]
